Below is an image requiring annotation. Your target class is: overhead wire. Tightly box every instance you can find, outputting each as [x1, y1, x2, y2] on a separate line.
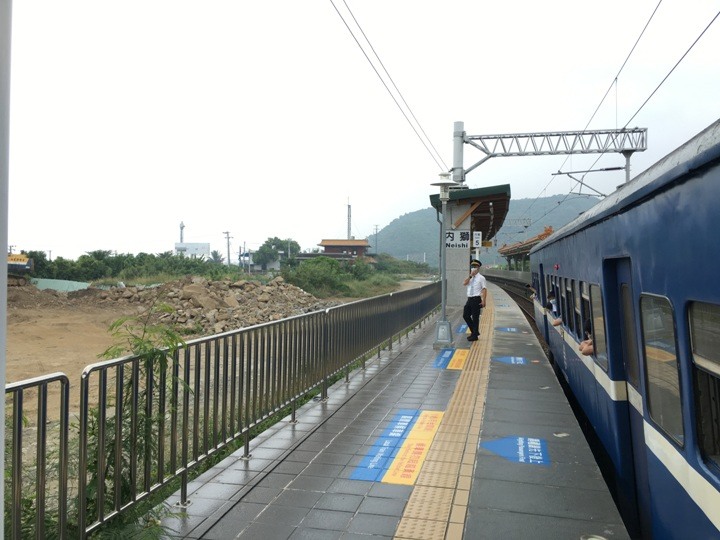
[329, 0, 448, 172]
[571, 4, 720, 198]
[583, 0, 663, 132]
[624, 8, 720, 127]
[339, 0, 448, 172]
[569, 5, 720, 195]
[509, 1, 664, 240]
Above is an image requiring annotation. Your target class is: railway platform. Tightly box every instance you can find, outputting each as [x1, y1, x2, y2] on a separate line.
[162, 283, 629, 539]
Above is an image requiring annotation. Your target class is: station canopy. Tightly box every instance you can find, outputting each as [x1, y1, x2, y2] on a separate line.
[429, 184, 511, 244]
[498, 226, 554, 257]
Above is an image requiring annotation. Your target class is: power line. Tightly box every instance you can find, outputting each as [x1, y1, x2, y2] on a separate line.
[583, 0, 663, 132]
[339, 0, 448, 171]
[624, 8, 720, 127]
[329, 0, 448, 171]
[573, 7, 720, 190]
[516, 1, 665, 225]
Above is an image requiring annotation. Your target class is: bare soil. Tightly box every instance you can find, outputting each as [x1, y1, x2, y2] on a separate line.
[5, 279, 431, 419]
[6, 287, 139, 418]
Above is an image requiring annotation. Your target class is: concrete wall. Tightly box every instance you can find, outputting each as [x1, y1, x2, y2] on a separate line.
[444, 202, 473, 307]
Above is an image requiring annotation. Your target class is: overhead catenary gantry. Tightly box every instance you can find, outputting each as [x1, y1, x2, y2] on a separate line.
[438, 121, 648, 267]
[451, 121, 648, 184]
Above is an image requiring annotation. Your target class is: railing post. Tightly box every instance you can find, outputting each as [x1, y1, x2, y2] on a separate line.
[179, 348, 191, 507]
[242, 430, 251, 459]
[290, 398, 297, 424]
[11, 392, 23, 540]
[321, 309, 329, 401]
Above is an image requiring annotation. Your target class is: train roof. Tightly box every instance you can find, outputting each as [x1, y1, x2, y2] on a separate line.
[531, 118, 720, 254]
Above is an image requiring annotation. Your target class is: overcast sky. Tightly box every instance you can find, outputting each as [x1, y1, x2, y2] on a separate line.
[7, 1, 720, 261]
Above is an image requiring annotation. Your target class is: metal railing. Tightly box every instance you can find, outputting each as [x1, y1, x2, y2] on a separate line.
[5, 282, 440, 539]
[5, 373, 70, 539]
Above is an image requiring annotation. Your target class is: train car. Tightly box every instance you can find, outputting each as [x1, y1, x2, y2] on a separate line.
[529, 119, 720, 539]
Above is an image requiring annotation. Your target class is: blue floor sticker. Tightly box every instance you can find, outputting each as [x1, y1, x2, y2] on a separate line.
[480, 436, 550, 466]
[492, 356, 528, 365]
[456, 324, 468, 334]
[350, 410, 419, 481]
[495, 327, 529, 333]
[433, 348, 455, 369]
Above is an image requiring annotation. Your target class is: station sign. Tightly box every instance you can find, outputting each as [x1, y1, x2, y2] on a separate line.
[445, 230, 470, 249]
[473, 231, 482, 248]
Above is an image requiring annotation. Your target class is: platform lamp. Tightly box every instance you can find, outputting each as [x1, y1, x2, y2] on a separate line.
[432, 173, 455, 349]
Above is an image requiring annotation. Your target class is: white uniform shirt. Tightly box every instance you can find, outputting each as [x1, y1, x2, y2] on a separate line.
[466, 273, 487, 298]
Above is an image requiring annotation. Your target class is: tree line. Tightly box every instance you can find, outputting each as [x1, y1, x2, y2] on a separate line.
[18, 237, 432, 297]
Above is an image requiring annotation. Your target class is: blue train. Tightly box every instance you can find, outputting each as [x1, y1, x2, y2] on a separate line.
[530, 119, 720, 539]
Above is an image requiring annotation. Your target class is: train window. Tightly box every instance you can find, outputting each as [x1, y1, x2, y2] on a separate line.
[573, 280, 581, 337]
[565, 279, 574, 332]
[581, 284, 591, 340]
[621, 284, 641, 388]
[581, 282, 589, 300]
[689, 302, 720, 470]
[545, 276, 557, 302]
[640, 295, 684, 445]
[689, 302, 720, 377]
[589, 284, 608, 371]
[545, 275, 551, 303]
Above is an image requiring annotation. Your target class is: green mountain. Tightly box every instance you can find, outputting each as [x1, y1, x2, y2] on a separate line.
[372, 194, 600, 269]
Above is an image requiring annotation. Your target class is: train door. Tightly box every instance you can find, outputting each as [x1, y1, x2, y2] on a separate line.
[611, 258, 653, 537]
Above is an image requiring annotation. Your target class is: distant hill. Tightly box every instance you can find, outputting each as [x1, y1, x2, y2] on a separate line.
[372, 194, 599, 269]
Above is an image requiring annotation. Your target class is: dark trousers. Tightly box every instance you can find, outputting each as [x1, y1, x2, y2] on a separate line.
[463, 297, 482, 336]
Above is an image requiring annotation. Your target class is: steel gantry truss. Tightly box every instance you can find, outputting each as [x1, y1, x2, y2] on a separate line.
[451, 122, 648, 182]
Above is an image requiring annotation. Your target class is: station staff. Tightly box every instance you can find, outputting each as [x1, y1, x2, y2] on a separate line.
[463, 259, 487, 342]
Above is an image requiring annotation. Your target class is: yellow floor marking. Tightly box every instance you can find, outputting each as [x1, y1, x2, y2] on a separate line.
[446, 349, 468, 370]
[395, 294, 495, 540]
[383, 411, 444, 485]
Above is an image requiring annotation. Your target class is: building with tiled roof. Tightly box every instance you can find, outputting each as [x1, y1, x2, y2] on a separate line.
[317, 239, 371, 258]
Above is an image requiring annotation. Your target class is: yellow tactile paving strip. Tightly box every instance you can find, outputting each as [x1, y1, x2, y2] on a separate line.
[395, 294, 495, 540]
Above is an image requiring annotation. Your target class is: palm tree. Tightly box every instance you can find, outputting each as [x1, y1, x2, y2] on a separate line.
[209, 250, 224, 264]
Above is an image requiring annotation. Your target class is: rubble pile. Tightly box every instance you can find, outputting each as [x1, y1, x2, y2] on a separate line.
[5, 276, 338, 337]
[81, 276, 339, 336]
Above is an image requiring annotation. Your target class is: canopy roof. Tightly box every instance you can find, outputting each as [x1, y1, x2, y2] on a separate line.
[498, 226, 554, 257]
[429, 184, 511, 243]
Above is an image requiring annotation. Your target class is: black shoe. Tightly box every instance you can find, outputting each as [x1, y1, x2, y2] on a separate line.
[467, 334, 479, 341]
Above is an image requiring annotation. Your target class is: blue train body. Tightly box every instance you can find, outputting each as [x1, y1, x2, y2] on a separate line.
[530, 119, 720, 539]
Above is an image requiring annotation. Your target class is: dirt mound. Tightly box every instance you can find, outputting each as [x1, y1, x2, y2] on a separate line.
[6, 276, 342, 417]
[9, 276, 338, 338]
[7, 285, 72, 309]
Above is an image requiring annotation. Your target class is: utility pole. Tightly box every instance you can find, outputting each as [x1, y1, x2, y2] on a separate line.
[374, 225, 379, 256]
[223, 231, 232, 266]
[347, 200, 352, 239]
